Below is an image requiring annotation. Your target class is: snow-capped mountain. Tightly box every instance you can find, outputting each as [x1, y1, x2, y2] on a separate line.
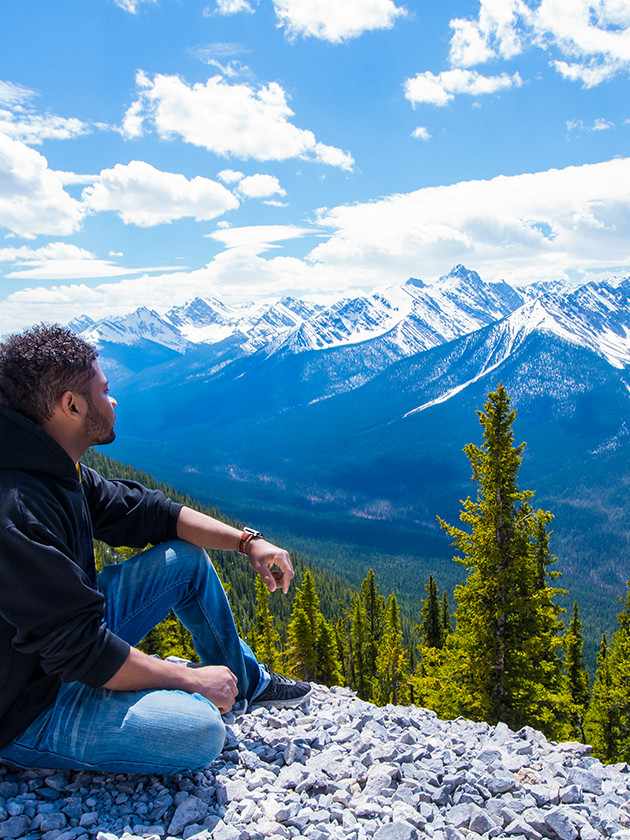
[76, 265, 528, 380]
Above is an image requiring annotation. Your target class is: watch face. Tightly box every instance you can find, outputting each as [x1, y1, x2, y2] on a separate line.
[244, 527, 263, 538]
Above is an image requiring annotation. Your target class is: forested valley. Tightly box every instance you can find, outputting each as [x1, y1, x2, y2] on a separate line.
[85, 384, 630, 765]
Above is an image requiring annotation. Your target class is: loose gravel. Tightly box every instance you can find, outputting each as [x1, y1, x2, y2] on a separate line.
[1, 684, 629, 840]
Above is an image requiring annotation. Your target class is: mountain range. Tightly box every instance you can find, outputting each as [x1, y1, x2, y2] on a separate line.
[73, 264, 630, 652]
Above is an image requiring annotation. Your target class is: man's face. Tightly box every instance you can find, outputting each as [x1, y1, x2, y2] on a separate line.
[83, 362, 117, 446]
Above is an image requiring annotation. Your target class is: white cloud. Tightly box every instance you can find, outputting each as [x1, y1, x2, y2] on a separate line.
[218, 169, 245, 184]
[214, 0, 255, 14]
[112, 0, 157, 13]
[0, 81, 36, 107]
[4, 159, 630, 333]
[0, 135, 85, 238]
[0, 242, 156, 280]
[412, 126, 431, 140]
[237, 174, 286, 199]
[567, 117, 614, 132]
[208, 224, 312, 251]
[82, 161, 238, 226]
[308, 157, 630, 287]
[446, 0, 630, 85]
[273, 0, 406, 43]
[0, 80, 88, 145]
[405, 69, 522, 106]
[122, 71, 354, 169]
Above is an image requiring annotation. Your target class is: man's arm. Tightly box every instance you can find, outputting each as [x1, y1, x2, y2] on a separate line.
[176, 506, 295, 594]
[103, 648, 238, 713]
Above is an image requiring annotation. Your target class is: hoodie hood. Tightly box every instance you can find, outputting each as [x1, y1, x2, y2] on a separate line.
[0, 405, 79, 484]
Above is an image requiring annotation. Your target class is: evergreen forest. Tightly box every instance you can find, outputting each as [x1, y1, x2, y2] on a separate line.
[85, 384, 630, 764]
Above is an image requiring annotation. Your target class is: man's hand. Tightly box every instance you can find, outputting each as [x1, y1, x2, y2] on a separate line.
[185, 665, 238, 713]
[176, 506, 295, 594]
[104, 648, 239, 712]
[245, 538, 294, 594]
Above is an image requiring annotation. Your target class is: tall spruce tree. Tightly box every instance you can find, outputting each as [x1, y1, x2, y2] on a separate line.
[565, 601, 590, 741]
[429, 383, 568, 737]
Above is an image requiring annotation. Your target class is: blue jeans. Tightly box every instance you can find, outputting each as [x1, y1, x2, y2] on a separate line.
[0, 541, 268, 774]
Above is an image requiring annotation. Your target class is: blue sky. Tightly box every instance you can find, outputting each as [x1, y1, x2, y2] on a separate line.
[1, 0, 629, 332]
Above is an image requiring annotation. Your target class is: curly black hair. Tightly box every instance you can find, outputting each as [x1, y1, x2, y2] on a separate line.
[0, 324, 98, 424]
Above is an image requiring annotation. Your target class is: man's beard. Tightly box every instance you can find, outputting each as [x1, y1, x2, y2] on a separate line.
[84, 398, 115, 446]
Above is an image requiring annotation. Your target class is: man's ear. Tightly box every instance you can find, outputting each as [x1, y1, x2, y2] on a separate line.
[58, 390, 84, 421]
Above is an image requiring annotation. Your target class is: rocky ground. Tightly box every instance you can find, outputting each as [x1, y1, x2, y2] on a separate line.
[1, 684, 629, 840]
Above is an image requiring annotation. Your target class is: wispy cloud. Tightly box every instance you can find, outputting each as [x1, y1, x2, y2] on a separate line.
[0, 242, 162, 280]
[567, 117, 615, 133]
[122, 71, 354, 169]
[111, 0, 157, 13]
[0, 79, 88, 145]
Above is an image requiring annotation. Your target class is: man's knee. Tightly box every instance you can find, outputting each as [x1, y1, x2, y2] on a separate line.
[164, 540, 212, 580]
[126, 689, 227, 771]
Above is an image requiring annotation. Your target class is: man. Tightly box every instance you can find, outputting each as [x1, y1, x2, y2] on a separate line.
[0, 324, 310, 775]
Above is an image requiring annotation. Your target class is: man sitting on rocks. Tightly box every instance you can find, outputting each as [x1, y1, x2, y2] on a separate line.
[0, 324, 311, 775]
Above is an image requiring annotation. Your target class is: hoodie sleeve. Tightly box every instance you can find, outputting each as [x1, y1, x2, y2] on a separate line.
[0, 517, 130, 687]
[80, 466, 183, 548]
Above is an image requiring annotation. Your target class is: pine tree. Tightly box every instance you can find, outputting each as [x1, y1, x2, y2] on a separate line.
[585, 586, 630, 762]
[375, 592, 409, 705]
[248, 575, 282, 672]
[418, 574, 443, 648]
[360, 569, 385, 683]
[285, 570, 342, 685]
[317, 618, 343, 686]
[429, 384, 569, 737]
[565, 601, 590, 741]
[349, 591, 369, 698]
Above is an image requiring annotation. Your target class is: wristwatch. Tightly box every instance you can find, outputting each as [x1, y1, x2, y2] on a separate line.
[238, 527, 264, 554]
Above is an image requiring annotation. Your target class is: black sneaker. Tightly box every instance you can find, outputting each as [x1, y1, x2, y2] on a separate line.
[252, 672, 312, 709]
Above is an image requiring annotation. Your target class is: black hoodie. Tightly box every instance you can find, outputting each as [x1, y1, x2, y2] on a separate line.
[0, 405, 183, 747]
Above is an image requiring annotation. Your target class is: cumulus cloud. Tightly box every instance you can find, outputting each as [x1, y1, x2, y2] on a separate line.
[447, 0, 630, 85]
[122, 71, 354, 169]
[237, 174, 286, 199]
[218, 169, 245, 184]
[308, 157, 630, 287]
[0, 135, 85, 238]
[412, 127, 431, 140]
[273, 0, 405, 43]
[82, 160, 238, 226]
[405, 69, 522, 106]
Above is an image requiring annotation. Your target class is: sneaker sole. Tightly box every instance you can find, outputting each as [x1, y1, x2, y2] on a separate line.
[251, 687, 313, 709]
